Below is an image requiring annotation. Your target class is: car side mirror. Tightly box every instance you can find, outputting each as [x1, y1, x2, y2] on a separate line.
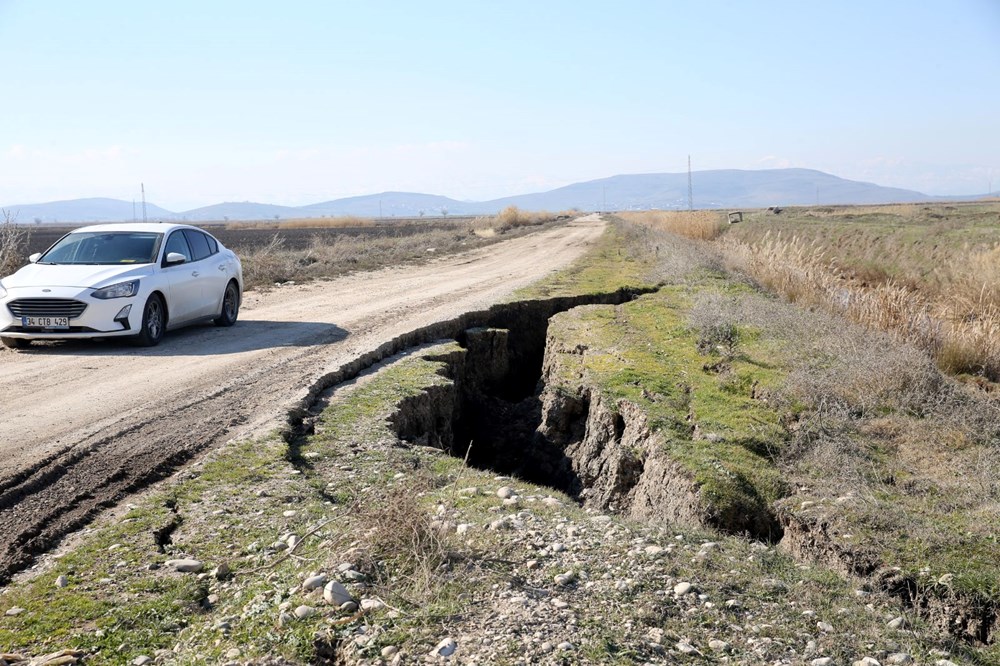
[28, 253, 41, 263]
[165, 252, 187, 266]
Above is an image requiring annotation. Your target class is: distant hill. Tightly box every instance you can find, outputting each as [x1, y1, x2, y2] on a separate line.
[1, 169, 959, 223]
[2, 197, 176, 224]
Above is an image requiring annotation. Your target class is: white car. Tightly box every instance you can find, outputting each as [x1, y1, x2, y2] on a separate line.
[0, 223, 243, 349]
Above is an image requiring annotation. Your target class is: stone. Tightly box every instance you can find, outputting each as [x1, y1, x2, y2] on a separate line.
[431, 637, 457, 657]
[708, 639, 730, 652]
[811, 659, 833, 666]
[456, 523, 473, 535]
[676, 642, 697, 654]
[225, 648, 241, 659]
[557, 642, 575, 651]
[282, 510, 297, 518]
[496, 486, 515, 499]
[164, 558, 203, 573]
[5, 606, 25, 616]
[887, 616, 904, 629]
[554, 571, 576, 586]
[323, 581, 353, 606]
[381, 646, 399, 658]
[293, 605, 316, 619]
[934, 661, 958, 666]
[853, 658, 881, 666]
[817, 621, 833, 632]
[343, 569, 365, 582]
[886, 655, 912, 665]
[132, 657, 153, 666]
[360, 598, 384, 611]
[339, 601, 359, 613]
[212, 563, 231, 580]
[55, 575, 69, 588]
[302, 574, 328, 591]
[673, 582, 693, 596]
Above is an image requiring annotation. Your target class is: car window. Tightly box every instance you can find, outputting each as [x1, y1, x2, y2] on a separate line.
[183, 229, 213, 261]
[204, 234, 219, 254]
[164, 231, 193, 263]
[39, 232, 162, 265]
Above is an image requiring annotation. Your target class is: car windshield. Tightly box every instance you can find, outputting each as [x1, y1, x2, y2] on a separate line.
[38, 232, 163, 265]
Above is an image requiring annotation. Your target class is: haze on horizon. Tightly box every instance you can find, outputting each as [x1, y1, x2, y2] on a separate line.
[1, 1, 998, 211]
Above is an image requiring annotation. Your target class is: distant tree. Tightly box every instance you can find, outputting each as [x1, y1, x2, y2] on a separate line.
[419, 210, 425, 217]
[33, 217, 42, 225]
[223, 215, 229, 222]
[441, 207, 448, 217]
[274, 215, 280, 221]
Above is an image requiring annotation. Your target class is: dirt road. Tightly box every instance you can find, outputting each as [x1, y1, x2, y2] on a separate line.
[0, 215, 604, 581]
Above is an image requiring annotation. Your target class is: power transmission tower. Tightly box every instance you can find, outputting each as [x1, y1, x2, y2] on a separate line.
[141, 183, 148, 223]
[687, 155, 693, 211]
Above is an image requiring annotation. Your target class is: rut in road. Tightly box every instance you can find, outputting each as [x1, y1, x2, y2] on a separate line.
[0, 217, 606, 584]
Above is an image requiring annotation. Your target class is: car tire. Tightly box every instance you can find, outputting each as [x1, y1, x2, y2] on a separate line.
[214, 280, 240, 327]
[134, 294, 166, 347]
[1, 337, 31, 350]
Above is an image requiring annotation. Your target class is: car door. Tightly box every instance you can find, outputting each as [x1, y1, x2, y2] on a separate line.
[160, 230, 201, 325]
[183, 229, 229, 318]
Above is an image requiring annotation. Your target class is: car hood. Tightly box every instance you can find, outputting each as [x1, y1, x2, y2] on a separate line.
[2, 263, 152, 290]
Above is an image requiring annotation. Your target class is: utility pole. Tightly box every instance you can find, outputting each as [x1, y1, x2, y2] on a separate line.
[132, 199, 136, 223]
[687, 155, 693, 211]
[141, 183, 147, 223]
[379, 199, 383, 218]
[602, 186, 606, 213]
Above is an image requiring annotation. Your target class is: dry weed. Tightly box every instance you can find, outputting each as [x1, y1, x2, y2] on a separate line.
[0, 209, 31, 278]
[619, 210, 727, 241]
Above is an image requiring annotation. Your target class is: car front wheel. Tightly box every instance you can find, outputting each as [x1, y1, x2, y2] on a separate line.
[214, 281, 240, 327]
[134, 294, 166, 347]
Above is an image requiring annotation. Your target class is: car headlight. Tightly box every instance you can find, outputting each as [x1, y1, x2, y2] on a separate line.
[92, 279, 140, 299]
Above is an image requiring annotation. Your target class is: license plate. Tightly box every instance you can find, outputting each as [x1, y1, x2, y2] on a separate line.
[22, 316, 70, 329]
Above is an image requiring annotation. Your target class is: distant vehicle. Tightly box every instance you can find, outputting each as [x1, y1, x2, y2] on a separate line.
[0, 223, 243, 349]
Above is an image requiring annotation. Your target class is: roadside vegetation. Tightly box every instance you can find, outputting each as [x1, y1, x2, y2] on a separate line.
[0, 210, 31, 278]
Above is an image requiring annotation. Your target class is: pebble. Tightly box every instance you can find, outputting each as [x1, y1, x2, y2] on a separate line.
[4, 607, 25, 616]
[458, 487, 479, 496]
[557, 641, 575, 651]
[708, 639, 729, 652]
[887, 616, 904, 629]
[55, 575, 69, 588]
[853, 658, 881, 666]
[676, 642, 697, 654]
[817, 621, 834, 632]
[302, 574, 328, 591]
[673, 582, 693, 596]
[381, 646, 399, 658]
[456, 523, 473, 535]
[293, 605, 316, 619]
[343, 569, 366, 582]
[811, 659, 833, 666]
[360, 598, 384, 611]
[431, 637, 457, 657]
[887, 655, 912, 665]
[542, 497, 562, 507]
[497, 486, 515, 499]
[164, 558, 203, 573]
[554, 571, 577, 586]
[934, 661, 958, 666]
[282, 510, 297, 518]
[323, 581, 353, 606]
[132, 657, 152, 666]
[225, 648, 241, 659]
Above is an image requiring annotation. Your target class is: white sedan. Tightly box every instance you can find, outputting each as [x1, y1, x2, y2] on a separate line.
[0, 223, 243, 349]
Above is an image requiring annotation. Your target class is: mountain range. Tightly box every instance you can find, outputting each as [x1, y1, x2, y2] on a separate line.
[0, 169, 972, 224]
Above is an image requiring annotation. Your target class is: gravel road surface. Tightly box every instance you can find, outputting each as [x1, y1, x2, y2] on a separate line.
[0, 215, 604, 582]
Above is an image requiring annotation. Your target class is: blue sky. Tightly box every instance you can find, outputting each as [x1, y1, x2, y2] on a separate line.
[1, 1, 998, 210]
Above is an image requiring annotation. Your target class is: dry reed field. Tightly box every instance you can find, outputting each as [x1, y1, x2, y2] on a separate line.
[618, 209, 727, 241]
[624, 203, 1000, 383]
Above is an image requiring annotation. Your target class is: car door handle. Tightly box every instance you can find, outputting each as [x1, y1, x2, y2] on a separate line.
[218, 265, 227, 271]
[191, 271, 200, 277]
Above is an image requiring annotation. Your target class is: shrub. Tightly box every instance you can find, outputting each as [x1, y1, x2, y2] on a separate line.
[0, 209, 31, 278]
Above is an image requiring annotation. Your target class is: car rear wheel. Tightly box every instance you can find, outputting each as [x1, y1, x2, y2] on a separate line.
[134, 294, 166, 347]
[214, 281, 240, 327]
[1, 336, 31, 350]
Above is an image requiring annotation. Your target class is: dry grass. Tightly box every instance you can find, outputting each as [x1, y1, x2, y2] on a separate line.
[720, 225, 1000, 382]
[618, 210, 728, 241]
[0, 209, 32, 278]
[225, 216, 376, 230]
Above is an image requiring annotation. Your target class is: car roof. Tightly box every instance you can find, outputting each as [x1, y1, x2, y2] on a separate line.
[70, 223, 209, 235]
